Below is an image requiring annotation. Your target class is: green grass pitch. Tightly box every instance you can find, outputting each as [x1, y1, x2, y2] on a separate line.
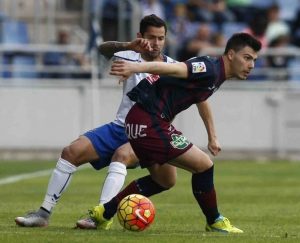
[0, 160, 300, 243]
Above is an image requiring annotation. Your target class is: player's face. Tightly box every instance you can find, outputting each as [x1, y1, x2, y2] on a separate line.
[139, 26, 166, 60]
[230, 46, 258, 80]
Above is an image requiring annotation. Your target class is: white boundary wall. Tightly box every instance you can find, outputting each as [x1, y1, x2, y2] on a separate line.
[0, 79, 299, 160]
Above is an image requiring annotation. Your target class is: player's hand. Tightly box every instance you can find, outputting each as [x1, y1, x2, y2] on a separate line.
[110, 60, 134, 83]
[207, 138, 221, 156]
[127, 38, 152, 53]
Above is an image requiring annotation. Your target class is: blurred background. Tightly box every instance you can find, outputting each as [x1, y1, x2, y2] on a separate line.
[0, 0, 300, 161]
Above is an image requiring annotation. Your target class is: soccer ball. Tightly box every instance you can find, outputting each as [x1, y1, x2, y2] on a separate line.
[117, 194, 155, 231]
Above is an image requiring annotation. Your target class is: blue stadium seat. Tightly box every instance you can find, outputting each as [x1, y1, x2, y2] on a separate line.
[0, 19, 38, 78]
[222, 22, 247, 40]
[11, 55, 38, 78]
[251, 0, 274, 9]
[1, 20, 29, 44]
[288, 58, 300, 82]
[0, 54, 38, 78]
[276, 0, 299, 21]
[0, 54, 12, 78]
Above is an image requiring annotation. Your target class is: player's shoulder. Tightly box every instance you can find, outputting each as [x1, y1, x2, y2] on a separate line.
[185, 56, 219, 76]
[186, 55, 214, 64]
[113, 50, 141, 62]
[163, 55, 177, 63]
[185, 55, 218, 69]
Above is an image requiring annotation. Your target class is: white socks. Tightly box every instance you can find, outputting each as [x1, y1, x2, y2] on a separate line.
[41, 158, 77, 213]
[99, 162, 127, 204]
[40, 160, 127, 213]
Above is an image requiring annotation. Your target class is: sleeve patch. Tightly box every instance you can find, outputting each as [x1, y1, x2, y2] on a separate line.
[146, 74, 160, 84]
[192, 62, 206, 73]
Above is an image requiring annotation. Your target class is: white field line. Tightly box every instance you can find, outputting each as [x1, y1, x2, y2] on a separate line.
[0, 165, 89, 186]
[0, 169, 53, 185]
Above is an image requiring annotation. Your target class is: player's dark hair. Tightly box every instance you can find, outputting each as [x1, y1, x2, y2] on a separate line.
[139, 14, 167, 35]
[224, 33, 262, 54]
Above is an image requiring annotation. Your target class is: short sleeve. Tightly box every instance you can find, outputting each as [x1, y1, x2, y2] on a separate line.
[184, 56, 216, 82]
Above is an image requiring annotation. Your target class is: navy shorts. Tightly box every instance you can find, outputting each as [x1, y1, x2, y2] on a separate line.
[125, 104, 193, 168]
[84, 122, 128, 170]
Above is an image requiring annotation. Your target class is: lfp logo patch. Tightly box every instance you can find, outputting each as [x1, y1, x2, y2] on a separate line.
[192, 62, 206, 73]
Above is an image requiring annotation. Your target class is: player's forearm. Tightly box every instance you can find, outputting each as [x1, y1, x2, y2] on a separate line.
[98, 41, 130, 58]
[134, 62, 187, 78]
[197, 101, 217, 141]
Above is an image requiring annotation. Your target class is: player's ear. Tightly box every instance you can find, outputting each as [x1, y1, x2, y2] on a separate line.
[137, 32, 142, 38]
[227, 49, 235, 61]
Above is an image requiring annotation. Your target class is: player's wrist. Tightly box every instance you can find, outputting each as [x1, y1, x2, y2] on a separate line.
[124, 42, 133, 51]
[208, 134, 218, 142]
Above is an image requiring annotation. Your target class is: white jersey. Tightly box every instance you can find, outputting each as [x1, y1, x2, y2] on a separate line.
[113, 50, 176, 127]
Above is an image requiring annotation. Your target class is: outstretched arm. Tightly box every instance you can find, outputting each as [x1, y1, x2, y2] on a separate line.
[98, 38, 152, 59]
[196, 101, 221, 156]
[110, 60, 188, 82]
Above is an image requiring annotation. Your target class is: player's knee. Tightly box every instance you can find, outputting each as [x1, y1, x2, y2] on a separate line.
[112, 147, 137, 167]
[193, 154, 213, 173]
[155, 173, 177, 189]
[111, 150, 126, 163]
[161, 177, 176, 189]
[61, 145, 81, 166]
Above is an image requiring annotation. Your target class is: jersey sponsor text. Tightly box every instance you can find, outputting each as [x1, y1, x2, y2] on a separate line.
[126, 123, 147, 139]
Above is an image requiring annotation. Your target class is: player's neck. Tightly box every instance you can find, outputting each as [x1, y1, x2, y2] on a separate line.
[222, 55, 233, 79]
[141, 53, 163, 62]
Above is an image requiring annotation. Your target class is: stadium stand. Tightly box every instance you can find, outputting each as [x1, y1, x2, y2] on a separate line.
[1, 19, 29, 44]
[0, 19, 38, 78]
[222, 22, 247, 40]
[0, 0, 299, 80]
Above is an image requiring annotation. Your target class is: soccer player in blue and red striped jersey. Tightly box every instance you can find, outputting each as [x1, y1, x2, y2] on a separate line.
[15, 14, 221, 230]
[87, 33, 261, 233]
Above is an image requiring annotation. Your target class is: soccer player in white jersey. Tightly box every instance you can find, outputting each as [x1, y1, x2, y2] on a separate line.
[14, 14, 175, 229]
[15, 14, 221, 229]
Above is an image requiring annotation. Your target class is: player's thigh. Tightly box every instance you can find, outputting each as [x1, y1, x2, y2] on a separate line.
[61, 135, 99, 166]
[111, 142, 138, 167]
[148, 163, 177, 188]
[169, 145, 213, 173]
